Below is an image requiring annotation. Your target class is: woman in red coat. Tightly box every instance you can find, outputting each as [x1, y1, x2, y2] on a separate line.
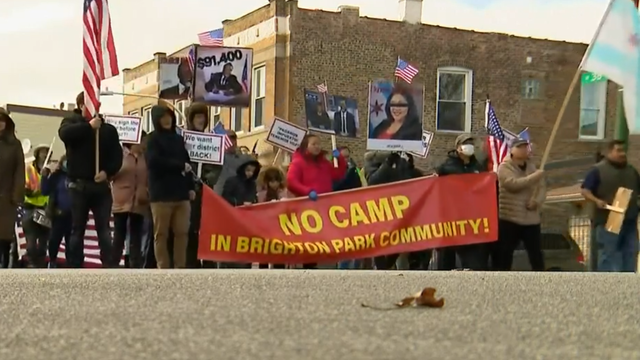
[287, 134, 346, 269]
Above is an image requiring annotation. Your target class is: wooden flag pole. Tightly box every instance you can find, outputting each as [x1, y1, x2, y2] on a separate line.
[95, 128, 100, 175]
[323, 79, 338, 168]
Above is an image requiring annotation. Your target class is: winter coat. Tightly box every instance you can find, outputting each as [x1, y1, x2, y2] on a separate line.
[286, 150, 347, 197]
[221, 159, 261, 206]
[435, 150, 485, 176]
[256, 166, 290, 202]
[184, 103, 219, 189]
[0, 113, 25, 240]
[364, 151, 415, 186]
[111, 148, 149, 214]
[212, 151, 257, 194]
[40, 167, 71, 213]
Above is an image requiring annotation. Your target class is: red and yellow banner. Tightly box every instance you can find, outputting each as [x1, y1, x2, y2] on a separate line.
[198, 173, 498, 264]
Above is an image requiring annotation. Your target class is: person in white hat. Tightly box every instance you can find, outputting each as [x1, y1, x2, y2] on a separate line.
[22, 143, 51, 267]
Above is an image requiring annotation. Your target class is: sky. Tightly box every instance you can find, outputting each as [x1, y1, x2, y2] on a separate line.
[0, 0, 609, 114]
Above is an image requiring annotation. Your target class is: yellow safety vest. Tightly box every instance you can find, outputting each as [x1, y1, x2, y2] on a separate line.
[24, 164, 48, 207]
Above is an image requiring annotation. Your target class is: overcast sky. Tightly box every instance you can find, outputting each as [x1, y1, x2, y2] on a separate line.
[0, 0, 608, 114]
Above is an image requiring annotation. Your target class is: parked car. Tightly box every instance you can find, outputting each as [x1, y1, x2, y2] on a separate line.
[511, 232, 585, 271]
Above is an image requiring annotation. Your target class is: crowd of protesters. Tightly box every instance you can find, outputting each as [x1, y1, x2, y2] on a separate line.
[0, 93, 637, 272]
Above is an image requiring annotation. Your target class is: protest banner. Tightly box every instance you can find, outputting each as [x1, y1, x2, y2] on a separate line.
[158, 55, 192, 100]
[198, 173, 498, 264]
[409, 130, 434, 158]
[104, 115, 143, 144]
[367, 80, 424, 152]
[192, 46, 253, 108]
[182, 129, 224, 165]
[265, 117, 308, 153]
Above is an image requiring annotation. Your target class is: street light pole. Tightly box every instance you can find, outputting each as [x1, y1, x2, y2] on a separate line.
[99, 90, 187, 123]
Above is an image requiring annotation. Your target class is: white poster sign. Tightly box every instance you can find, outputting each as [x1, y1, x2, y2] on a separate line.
[265, 117, 308, 152]
[182, 129, 224, 165]
[104, 115, 143, 144]
[408, 131, 434, 158]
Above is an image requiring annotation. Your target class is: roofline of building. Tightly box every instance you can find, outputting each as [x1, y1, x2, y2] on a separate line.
[222, 3, 270, 27]
[4, 104, 73, 118]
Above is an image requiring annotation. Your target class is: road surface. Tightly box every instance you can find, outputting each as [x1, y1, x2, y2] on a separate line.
[0, 270, 637, 360]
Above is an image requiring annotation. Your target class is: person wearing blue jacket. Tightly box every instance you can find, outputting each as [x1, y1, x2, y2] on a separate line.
[40, 155, 72, 268]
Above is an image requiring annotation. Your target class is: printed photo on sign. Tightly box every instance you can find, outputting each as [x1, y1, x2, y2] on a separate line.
[182, 129, 224, 165]
[104, 115, 142, 144]
[409, 131, 434, 158]
[367, 80, 424, 152]
[303, 89, 359, 137]
[266, 117, 308, 153]
[192, 46, 253, 108]
[158, 55, 193, 100]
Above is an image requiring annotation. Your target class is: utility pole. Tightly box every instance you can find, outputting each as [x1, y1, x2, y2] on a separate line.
[616, 0, 640, 150]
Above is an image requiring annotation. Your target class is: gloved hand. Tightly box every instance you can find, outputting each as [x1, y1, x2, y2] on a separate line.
[386, 152, 401, 167]
[308, 190, 318, 201]
[332, 149, 340, 158]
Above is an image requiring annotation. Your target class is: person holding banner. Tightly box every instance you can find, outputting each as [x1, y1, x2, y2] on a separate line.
[435, 134, 491, 271]
[22, 144, 51, 267]
[110, 132, 148, 268]
[145, 105, 195, 269]
[287, 134, 346, 269]
[58, 92, 123, 268]
[256, 166, 289, 270]
[0, 112, 25, 268]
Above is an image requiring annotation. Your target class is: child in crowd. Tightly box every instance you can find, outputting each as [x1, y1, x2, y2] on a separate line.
[40, 155, 71, 268]
[221, 159, 261, 206]
[256, 166, 289, 269]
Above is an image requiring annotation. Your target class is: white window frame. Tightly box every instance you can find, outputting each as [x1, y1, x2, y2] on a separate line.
[522, 79, 540, 99]
[251, 65, 266, 130]
[128, 110, 140, 116]
[142, 106, 153, 132]
[210, 106, 221, 126]
[231, 107, 243, 133]
[579, 79, 607, 140]
[435, 67, 473, 133]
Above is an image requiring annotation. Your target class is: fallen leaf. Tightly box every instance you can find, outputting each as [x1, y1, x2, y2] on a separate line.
[362, 287, 445, 310]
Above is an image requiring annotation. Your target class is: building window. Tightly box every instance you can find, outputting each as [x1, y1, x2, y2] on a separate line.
[252, 65, 266, 129]
[579, 78, 607, 139]
[142, 106, 153, 132]
[522, 79, 540, 99]
[210, 106, 221, 125]
[231, 107, 243, 133]
[436, 67, 473, 132]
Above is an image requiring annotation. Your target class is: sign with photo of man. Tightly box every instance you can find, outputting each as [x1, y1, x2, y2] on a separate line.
[192, 46, 253, 108]
[158, 55, 192, 100]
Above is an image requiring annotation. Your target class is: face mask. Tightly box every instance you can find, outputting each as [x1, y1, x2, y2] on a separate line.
[460, 144, 475, 156]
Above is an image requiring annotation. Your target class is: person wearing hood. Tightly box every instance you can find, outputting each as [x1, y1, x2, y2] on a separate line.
[0, 112, 25, 267]
[287, 133, 347, 269]
[22, 143, 51, 267]
[209, 129, 256, 195]
[145, 105, 195, 269]
[58, 91, 123, 268]
[435, 134, 490, 271]
[40, 155, 72, 268]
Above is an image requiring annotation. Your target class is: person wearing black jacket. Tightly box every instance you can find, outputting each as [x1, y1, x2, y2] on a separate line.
[58, 92, 122, 268]
[145, 105, 195, 269]
[366, 151, 430, 270]
[435, 133, 490, 270]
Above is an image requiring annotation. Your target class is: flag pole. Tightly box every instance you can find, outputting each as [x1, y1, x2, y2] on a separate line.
[324, 79, 338, 168]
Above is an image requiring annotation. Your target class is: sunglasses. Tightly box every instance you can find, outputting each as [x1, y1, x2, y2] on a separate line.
[389, 103, 409, 107]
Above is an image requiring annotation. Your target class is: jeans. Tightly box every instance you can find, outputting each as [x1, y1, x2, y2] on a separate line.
[595, 222, 639, 272]
[112, 212, 145, 268]
[48, 211, 72, 266]
[67, 182, 113, 268]
[338, 259, 363, 269]
[495, 220, 544, 271]
[142, 215, 156, 269]
[22, 207, 50, 267]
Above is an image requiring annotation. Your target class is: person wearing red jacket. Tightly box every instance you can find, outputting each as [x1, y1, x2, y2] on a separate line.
[287, 134, 347, 269]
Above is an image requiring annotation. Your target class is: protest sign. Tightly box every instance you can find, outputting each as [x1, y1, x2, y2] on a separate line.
[158, 55, 192, 100]
[265, 117, 307, 152]
[104, 115, 142, 144]
[198, 173, 498, 264]
[182, 129, 224, 165]
[192, 46, 253, 108]
[304, 89, 359, 137]
[409, 131, 434, 158]
[367, 80, 424, 152]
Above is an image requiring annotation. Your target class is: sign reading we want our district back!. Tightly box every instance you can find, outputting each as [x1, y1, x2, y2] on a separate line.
[197, 173, 499, 264]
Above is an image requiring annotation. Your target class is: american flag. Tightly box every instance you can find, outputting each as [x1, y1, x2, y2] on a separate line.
[241, 58, 249, 93]
[186, 46, 195, 72]
[82, 0, 119, 118]
[213, 122, 233, 150]
[198, 28, 223, 46]
[394, 58, 419, 83]
[485, 100, 510, 172]
[15, 209, 121, 267]
[317, 83, 328, 93]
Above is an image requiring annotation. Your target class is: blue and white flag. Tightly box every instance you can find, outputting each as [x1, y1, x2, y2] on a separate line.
[581, 0, 640, 133]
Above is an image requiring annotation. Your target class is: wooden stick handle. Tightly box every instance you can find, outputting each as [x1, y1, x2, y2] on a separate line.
[95, 128, 100, 175]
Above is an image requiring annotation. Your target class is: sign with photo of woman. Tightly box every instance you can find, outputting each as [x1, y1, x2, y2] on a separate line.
[367, 80, 424, 151]
[192, 46, 253, 107]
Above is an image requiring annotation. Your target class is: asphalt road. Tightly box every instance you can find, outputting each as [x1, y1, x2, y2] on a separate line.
[0, 270, 637, 360]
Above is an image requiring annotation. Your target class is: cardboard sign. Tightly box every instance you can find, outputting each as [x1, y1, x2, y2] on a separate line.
[104, 115, 143, 144]
[409, 131, 434, 158]
[604, 187, 633, 234]
[182, 129, 224, 165]
[265, 117, 308, 153]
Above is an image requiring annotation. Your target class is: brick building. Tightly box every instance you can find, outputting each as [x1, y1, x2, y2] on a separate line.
[122, 0, 623, 175]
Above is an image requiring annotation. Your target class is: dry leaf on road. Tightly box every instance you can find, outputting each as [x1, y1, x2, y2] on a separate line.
[361, 287, 445, 310]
